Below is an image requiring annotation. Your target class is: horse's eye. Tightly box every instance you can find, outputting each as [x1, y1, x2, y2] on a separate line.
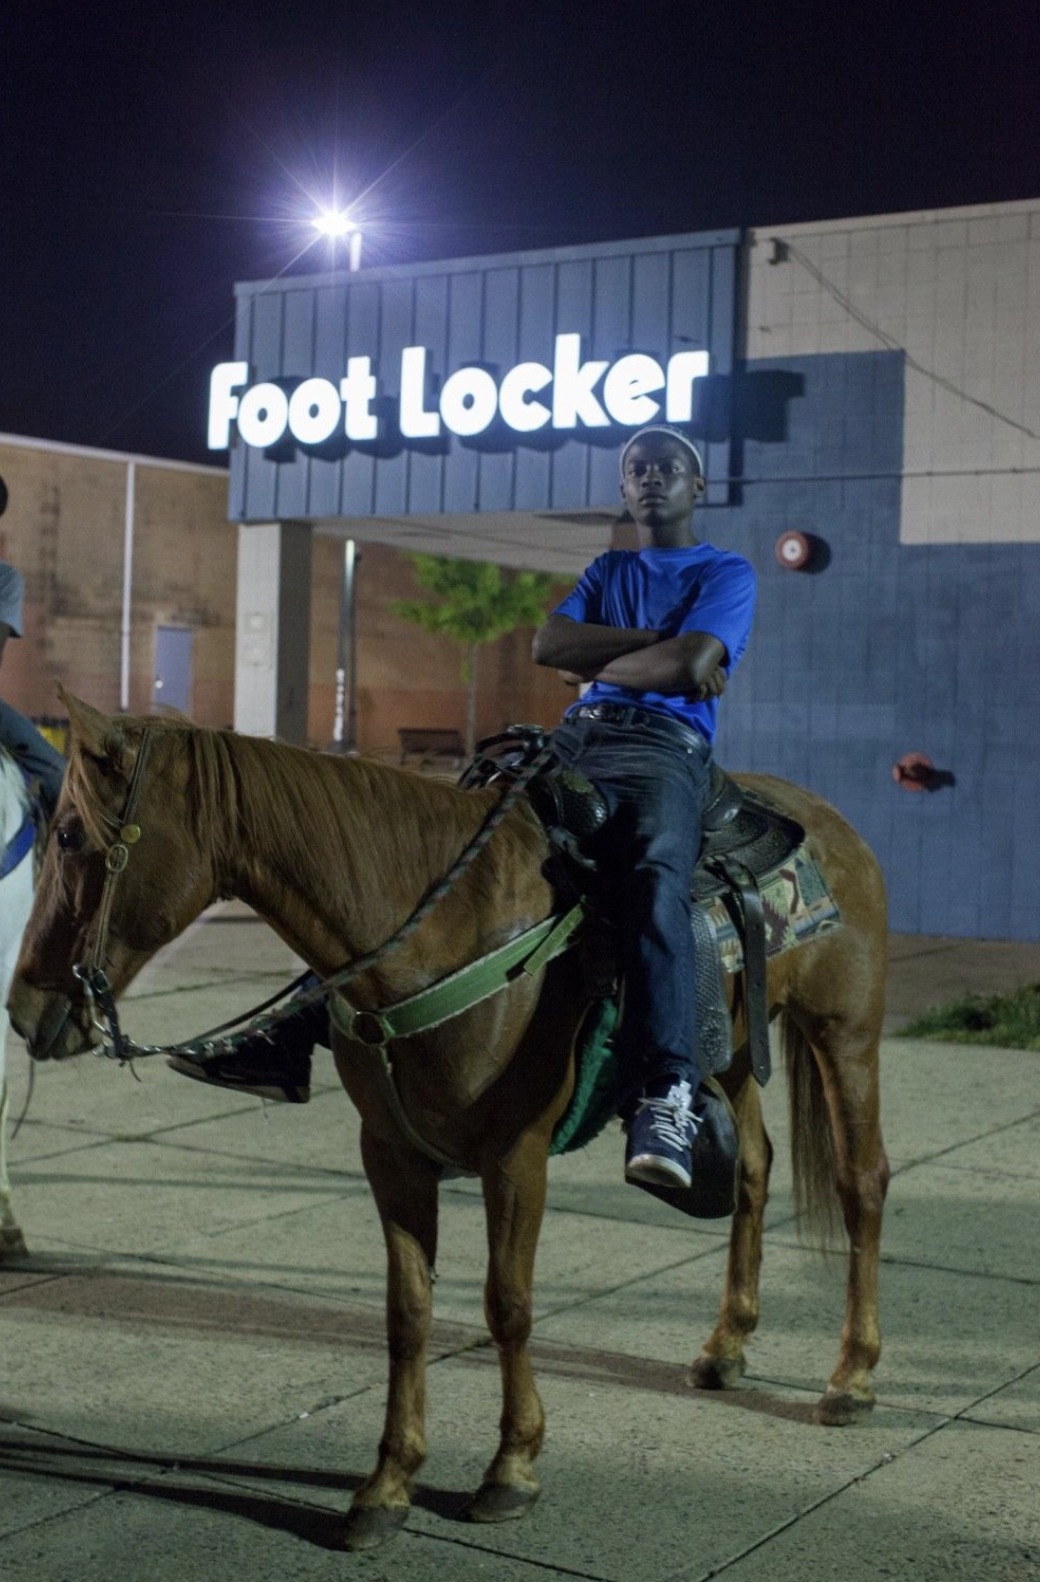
[56, 826, 85, 854]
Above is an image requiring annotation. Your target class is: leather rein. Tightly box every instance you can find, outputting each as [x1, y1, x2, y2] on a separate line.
[72, 728, 579, 1076]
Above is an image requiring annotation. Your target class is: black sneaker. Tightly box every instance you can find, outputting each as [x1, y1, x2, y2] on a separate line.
[167, 1039, 311, 1102]
[166, 992, 327, 1103]
[624, 1075, 700, 1189]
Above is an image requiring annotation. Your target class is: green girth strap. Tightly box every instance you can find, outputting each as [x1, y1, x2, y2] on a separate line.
[328, 900, 587, 1049]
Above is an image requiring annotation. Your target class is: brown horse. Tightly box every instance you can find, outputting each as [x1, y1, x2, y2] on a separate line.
[10, 693, 889, 1551]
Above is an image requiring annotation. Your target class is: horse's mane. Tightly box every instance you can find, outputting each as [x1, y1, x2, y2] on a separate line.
[65, 715, 544, 913]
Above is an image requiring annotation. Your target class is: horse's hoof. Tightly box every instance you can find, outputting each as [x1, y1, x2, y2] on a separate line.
[342, 1503, 409, 1551]
[466, 1481, 540, 1524]
[0, 1226, 28, 1262]
[814, 1388, 875, 1426]
[688, 1352, 745, 1390]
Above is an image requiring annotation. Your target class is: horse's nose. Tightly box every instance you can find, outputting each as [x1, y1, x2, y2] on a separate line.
[8, 982, 76, 1062]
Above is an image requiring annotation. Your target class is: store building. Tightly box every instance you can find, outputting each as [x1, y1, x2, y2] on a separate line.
[209, 200, 1040, 941]
[2, 197, 1038, 939]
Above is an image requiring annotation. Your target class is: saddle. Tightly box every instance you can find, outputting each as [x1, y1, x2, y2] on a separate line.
[461, 726, 806, 1091]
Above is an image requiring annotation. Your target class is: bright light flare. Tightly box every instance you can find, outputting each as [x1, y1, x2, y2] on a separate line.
[312, 208, 358, 238]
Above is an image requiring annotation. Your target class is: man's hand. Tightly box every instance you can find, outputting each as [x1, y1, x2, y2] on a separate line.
[688, 664, 727, 702]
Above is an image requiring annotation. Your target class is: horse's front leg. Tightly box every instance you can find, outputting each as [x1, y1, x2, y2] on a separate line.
[467, 1136, 549, 1523]
[0, 1080, 28, 1259]
[690, 1067, 771, 1390]
[343, 1126, 440, 1552]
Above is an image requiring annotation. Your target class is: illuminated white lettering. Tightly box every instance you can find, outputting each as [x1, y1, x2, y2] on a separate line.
[339, 356, 378, 441]
[399, 346, 440, 438]
[603, 354, 665, 427]
[288, 378, 341, 445]
[440, 366, 499, 437]
[665, 349, 710, 422]
[208, 342, 712, 450]
[498, 361, 552, 432]
[207, 361, 249, 449]
[237, 383, 290, 448]
[551, 333, 609, 428]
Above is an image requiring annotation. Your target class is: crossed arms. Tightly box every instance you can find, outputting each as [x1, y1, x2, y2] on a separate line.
[532, 614, 727, 701]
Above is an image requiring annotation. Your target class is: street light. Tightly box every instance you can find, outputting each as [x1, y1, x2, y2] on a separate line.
[331, 537, 359, 755]
[312, 209, 362, 271]
[312, 208, 362, 748]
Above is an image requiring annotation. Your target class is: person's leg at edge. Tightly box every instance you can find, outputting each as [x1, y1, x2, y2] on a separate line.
[166, 975, 331, 1102]
[0, 698, 66, 820]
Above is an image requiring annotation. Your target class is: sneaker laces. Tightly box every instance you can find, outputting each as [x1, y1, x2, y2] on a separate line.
[633, 1081, 701, 1150]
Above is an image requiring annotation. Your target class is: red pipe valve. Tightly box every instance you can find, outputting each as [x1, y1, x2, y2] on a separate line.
[892, 752, 936, 792]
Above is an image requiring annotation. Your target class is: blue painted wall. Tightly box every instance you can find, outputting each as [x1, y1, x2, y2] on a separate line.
[710, 349, 1040, 940]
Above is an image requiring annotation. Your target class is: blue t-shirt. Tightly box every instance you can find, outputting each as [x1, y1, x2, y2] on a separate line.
[553, 543, 756, 744]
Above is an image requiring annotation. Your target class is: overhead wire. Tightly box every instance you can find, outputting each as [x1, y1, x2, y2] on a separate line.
[772, 235, 1040, 443]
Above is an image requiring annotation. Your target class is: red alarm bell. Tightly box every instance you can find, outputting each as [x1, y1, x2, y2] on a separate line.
[775, 531, 811, 570]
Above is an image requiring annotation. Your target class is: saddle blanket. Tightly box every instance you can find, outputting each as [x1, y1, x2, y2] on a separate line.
[704, 839, 841, 977]
[549, 840, 840, 1159]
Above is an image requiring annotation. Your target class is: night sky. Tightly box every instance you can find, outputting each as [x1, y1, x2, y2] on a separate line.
[1, 1, 1035, 465]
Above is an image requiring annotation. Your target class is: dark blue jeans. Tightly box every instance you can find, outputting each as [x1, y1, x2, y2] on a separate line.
[0, 698, 66, 819]
[550, 713, 711, 1108]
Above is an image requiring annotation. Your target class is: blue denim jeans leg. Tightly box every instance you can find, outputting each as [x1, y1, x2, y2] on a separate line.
[550, 714, 710, 1107]
[0, 697, 66, 818]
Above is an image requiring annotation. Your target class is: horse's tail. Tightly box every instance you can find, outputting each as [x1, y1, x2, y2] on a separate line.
[780, 1011, 841, 1248]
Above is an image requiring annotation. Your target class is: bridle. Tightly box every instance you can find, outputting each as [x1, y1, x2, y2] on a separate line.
[68, 726, 558, 1070]
[71, 726, 155, 1063]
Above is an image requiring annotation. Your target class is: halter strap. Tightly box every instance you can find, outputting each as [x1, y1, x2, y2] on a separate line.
[73, 728, 154, 1060]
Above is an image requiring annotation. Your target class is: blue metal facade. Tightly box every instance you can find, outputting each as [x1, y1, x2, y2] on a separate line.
[713, 349, 1040, 940]
[227, 230, 739, 522]
[222, 235, 1039, 942]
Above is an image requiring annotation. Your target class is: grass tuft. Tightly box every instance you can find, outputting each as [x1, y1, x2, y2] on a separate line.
[897, 983, 1040, 1049]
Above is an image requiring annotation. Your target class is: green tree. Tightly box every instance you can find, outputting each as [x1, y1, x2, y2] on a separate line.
[392, 554, 564, 756]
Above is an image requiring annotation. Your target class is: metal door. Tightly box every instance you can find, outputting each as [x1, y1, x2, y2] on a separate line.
[153, 626, 193, 713]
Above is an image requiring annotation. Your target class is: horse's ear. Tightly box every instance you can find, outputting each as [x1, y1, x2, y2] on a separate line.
[60, 688, 135, 776]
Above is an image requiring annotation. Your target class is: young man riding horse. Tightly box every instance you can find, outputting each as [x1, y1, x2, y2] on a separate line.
[531, 426, 755, 1187]
[168, 426, 756, 1195]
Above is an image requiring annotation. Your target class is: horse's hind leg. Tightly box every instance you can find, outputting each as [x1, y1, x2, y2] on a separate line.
[343, 1127, 440, 1552]
[690, 1067, 772, 1390]
[467, 1137, 548, 1523]
[794, 1010, 890, 1424]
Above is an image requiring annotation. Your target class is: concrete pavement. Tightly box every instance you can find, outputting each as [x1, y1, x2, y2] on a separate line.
[1, 908, 1038, 1581]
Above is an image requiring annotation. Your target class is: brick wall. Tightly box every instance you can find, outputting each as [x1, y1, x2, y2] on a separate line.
[0, 437, 568, 759]
[0, 440, 235, 724]
[307, 536, 570, 757]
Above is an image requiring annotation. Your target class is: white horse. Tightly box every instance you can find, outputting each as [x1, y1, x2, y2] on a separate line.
[0, 746, 35, 1258]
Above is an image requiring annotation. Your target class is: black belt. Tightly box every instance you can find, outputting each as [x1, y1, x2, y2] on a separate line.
[568, 703, 710, 759]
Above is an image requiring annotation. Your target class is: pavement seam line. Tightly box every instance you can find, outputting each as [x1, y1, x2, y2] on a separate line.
[661, 1415, 954, 1582]
[885, 1103, 1040, 1174]
[669, 1372, 1040, 1582]
[395, 1522, 619, 1580]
